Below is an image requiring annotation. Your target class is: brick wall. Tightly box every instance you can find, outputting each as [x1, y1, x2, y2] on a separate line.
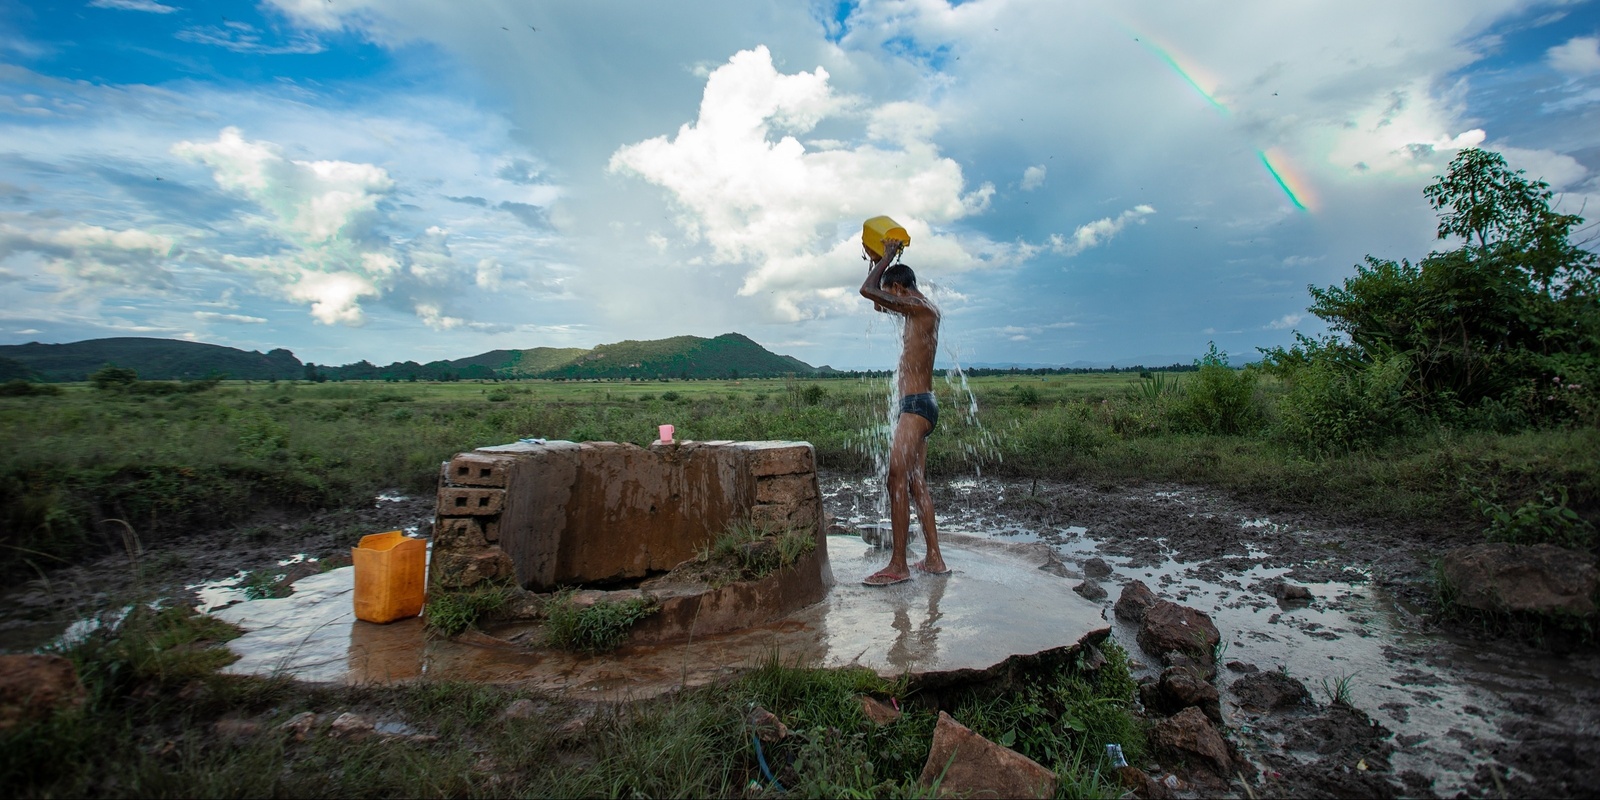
[430, 440, 824, 593]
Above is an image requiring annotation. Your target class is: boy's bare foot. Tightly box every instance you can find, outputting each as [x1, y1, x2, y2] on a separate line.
[862, 568, 911, 586]
[913, 558, 950, 575]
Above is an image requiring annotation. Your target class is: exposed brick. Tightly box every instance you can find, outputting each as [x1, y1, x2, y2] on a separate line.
[448, 454, 517, 488]
[750, 501, 819, 531]
[756, 473, 817, 505]
[433, 517, 487, 549]
[437, 487, 505, 517]
[431, 548, 514, 589]
[745, 443, 814, 477]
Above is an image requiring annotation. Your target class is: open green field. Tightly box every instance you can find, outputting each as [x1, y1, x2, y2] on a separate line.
[4, 371, 1596, 584]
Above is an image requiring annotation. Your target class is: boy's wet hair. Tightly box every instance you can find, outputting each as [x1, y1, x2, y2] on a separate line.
[882, 263, 917, 291]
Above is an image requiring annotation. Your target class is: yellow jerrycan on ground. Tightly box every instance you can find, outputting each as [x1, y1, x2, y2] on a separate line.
[352, 530, 426, 624]
[862, 215, 910, 260]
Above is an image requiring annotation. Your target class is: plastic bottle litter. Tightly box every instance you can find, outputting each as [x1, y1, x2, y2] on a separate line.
[1105, 743, 1128, 768]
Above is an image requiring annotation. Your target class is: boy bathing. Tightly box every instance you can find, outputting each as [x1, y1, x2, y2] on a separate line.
[859, 238, 948, 586]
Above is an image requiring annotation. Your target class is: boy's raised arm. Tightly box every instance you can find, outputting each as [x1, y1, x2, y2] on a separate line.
[860, 238, 916, 313]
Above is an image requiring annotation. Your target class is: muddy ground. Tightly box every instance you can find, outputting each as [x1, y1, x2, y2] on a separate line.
[4, 475, 1597, 798]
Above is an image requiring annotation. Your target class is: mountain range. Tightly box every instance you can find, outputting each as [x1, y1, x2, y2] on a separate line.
[0, 333, 831, 382]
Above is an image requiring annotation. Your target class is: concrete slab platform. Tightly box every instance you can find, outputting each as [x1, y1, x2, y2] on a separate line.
[211, 535, 1108, 699]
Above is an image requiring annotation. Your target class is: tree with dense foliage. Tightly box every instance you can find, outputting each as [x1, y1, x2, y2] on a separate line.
[1264, 149, 1598, 449]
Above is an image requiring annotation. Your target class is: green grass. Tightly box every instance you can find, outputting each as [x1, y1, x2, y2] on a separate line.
[1, 601, 1149, 799]
[423, 581, 520, 637]
[686, 519, 819, 587]
[541, 591, 660, 654]
[3, 373, 1596, 585]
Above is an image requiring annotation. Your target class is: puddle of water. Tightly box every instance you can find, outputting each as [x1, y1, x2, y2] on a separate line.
[190, 571, 251, 613]
[909, 497, 1534, 797]
[209, 536, 1108, 696]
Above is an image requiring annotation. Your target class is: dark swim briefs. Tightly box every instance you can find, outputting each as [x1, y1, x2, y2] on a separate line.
[899, 392, 938, 436]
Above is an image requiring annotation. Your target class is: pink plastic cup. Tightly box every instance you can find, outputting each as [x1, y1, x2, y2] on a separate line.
[658, 424, 674, 443]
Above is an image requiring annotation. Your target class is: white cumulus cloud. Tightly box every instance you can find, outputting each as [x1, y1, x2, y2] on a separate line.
[1021, 165, 1046, 191]
[609, 45, 997, 322]
[174, 127, 430, 326]
[1268, 313, 1303, 330]
[1050, 205, 1156, 257]
[1547, 36, 1600, 76]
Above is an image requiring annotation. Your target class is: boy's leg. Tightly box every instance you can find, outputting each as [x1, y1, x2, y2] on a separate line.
[909, 436, 946, 573]
[880, 412, 932, 579]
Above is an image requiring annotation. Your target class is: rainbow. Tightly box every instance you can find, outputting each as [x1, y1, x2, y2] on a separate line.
[1126, 29, 1315, 212]
[1258, 149, 1317, 212]
[1130, 34, 1230, 116]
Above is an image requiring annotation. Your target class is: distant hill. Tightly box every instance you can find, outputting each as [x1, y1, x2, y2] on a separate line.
[537, 333, 823, 380]
[502, 347, 590, 377]
[0, 338, 304, 381]
[2, 333, 825, 382]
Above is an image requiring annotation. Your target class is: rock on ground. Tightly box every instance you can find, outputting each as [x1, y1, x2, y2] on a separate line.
[1149, 706, 1232, 776]
[1114, 580, 1159, 622]
[1440, 542, 1598, 616]
[1230, 670, 1312, 712]
[0, 654, 85, 730]
[1137, 601, 1221, 665]
[919, 711, 1056, 799]
[1142, 666, 1222, 723]
[1073, 579, 1108, 601]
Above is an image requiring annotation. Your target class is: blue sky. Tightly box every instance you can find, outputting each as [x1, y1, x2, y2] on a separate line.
[2, 0, 1597, 369]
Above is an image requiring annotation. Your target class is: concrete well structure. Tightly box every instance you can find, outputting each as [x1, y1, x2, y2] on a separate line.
[429, 439, 831, 640]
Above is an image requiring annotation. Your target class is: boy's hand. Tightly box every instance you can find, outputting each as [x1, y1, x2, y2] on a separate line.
[882, 238, 904, 259]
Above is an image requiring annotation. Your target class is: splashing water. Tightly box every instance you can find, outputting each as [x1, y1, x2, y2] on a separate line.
[850, 298, 999, 536]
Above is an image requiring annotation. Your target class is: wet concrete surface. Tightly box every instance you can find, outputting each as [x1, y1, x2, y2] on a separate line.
[211, 535, 1107, 699]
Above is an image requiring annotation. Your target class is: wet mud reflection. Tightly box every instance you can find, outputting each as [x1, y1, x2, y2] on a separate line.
[210, 535, 1106, 697]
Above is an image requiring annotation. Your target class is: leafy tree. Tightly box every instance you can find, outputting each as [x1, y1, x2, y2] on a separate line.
[89, 364, 139, 390]
[1265, 148, 1598, 445]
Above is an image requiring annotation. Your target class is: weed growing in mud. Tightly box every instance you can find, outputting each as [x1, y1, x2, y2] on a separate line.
[1319, 672, 1358, 706]
[424, 581, 519, 637]
[541, 590, 659, 653]
[688, 519, 817, 587]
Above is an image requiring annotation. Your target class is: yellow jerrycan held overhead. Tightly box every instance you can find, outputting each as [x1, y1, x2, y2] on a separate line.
[862, 215, 910, 260]
[352, 530, 426, 624]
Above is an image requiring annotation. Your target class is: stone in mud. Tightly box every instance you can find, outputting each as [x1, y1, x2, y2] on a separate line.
[1270, 581, 1314, 603]
[1082, 557, 1113, 578]
[0, 654, 85, 731]
[328, 711, 376, 741]
[1137, 601, 1221, 665]
[1226, 660, 1259, 674]
[1145, 662, 1216, 726]
[1230, 670, 1311, 712]
[1439, 542, 1598, 616]
[1149, 706, 1231, 775]
[1114, 579, 1159, 622]
[919, 711, 1056, 799]
[1074, 579, 1108, 601]
[279, 711, 316, 741]
[860, 695, 901, 726]
[1038, 553, 1074, 578]
[747, 706, 789, 742]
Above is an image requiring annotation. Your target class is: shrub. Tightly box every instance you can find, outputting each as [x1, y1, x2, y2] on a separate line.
[1467, 483, 1596, 549]
[0, 379, 63, 397]
[1274, 354, 1414, 451]
[1169, 345, 1263, 435]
